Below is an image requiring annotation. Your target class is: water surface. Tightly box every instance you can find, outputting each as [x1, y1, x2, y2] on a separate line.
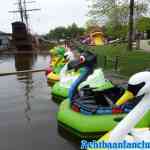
[0, 53, 78, 150]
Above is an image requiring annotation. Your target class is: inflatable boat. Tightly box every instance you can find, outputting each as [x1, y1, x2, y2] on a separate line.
[47, 62, 65, 85]
[52, 68, 113, 102]
[88, 71, 150, 149]
[57, 51, 150, 139]
[47, 46, 76, 85]
[57, 92, 150, 139]
[57, 87, 150, 139]
[52, 70, 79, 101]
[47, 46, 66, 85]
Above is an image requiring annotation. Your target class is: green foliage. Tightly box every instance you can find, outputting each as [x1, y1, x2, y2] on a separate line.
[136, 17, 150, 32]
[87, 0, 116, 20]
[48, 26, 67, 41]
[47, 23, 85, 41]
[88, 0, 148, 25]
[67, 23, 85, 39]
[105, 24, 128, 39]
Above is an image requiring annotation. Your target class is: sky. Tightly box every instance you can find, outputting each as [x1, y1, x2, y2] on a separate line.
[0, 0, 88, 34]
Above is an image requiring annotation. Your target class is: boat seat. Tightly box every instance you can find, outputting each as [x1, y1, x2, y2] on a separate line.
[71, 86, 144, 115]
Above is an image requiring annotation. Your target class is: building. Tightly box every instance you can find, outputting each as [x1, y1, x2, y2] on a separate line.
[81, 26, 105, 46]
[0, 31, 11, 50]
[88, 26, 105, 46]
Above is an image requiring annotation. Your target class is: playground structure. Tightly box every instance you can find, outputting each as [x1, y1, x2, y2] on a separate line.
[81, 26, 105, 46]
[90, 31, 105, 46]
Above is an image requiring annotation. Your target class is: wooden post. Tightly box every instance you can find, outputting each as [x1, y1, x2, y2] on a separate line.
[114, 56, 119, 71]
[104, 56, 107, 68]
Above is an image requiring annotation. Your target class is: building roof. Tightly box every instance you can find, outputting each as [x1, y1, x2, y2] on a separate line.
[0, 31, 11, 36]
[85, 25, 105, 37]
[91, 31, 104, 36]
[88, 25, 103, 33]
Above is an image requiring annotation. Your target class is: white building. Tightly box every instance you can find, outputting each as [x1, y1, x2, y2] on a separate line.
[0, 31, 11, 50]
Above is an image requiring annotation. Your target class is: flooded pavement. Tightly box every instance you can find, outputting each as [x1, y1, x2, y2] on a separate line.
[0, 53, 78, 150]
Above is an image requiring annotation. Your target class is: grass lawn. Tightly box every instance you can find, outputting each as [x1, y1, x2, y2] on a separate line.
[91, 44, 150, 77]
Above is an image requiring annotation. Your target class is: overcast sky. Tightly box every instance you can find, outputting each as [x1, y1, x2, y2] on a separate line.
[0, 0, 88, 34]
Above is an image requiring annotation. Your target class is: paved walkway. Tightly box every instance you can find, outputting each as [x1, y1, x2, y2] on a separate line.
[105, 70, 128, 85]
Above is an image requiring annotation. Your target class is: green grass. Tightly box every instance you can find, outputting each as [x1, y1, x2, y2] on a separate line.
[91, 44, 150, 77]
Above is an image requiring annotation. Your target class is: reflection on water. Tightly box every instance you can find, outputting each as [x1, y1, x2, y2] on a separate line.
[15, 54, 37, 124]
[0, 53, 77, 150]
[15, 53, 37, 71]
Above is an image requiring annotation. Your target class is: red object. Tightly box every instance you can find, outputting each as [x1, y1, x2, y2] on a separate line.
[45, 67, 52, 76]
[72, 105, 80, 112]
[112, 108, 123, 114]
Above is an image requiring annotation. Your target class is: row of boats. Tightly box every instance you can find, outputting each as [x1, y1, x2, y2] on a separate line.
[45, 44, 150, 149]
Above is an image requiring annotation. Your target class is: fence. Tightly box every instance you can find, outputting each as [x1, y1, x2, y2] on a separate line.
[97, 55, 119, 72]
[97, 55, 150, 77]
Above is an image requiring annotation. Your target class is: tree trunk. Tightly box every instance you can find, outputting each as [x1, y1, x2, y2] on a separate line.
[128, 0, 134, 51]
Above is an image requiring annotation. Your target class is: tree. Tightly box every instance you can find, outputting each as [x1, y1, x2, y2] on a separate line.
[87, 0, 148, 26]
[87, 0, 117, 25]
[136, 17, 150, 32]
[47, 23, 85, 42]
[135, 17, 150, 48]
[87, 0, 150, 51]
[105, 23, 128, 39]
[128, 0, 135, 51]
[48, 26, 67, 42]
[67, 23, 85, 39]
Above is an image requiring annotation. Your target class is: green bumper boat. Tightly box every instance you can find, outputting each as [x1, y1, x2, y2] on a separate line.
[57, 99, 150, 139]
[52, 69, 114, 102]
[57, 49, 150, 139]
[52, 70, 79, 100]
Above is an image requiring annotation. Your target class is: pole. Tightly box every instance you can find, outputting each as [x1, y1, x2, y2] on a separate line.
[19, 0, 24, 22]
[23, 0, 29, 28]
[0, 69, 46, 76]
[114, 56, 119, 72]
[104, 56, 107, 68]
[128, 0, 135, 51]
[9, 0, 40, 26]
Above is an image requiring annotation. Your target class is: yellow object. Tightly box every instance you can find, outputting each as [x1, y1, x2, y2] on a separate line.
[90, 32, 104, 46]
[51, 57, 59, 67]
[116, 90, 134, 106]
[100, 133, 110, 141]
[51, 57, 64, 68]
[47, 72, 60, 81]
